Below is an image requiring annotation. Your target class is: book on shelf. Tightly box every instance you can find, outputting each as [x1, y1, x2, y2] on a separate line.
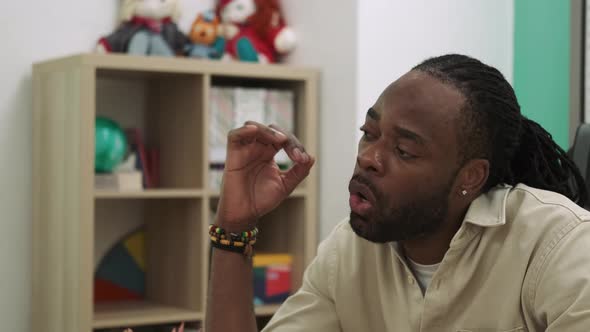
[125, 128, 159, 189]
[209, 87, 234, 164]
[208, 86, 295, 167]
[233, 87, 266, 126]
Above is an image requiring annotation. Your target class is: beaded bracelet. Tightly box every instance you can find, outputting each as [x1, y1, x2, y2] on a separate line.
[210, 239, 254, 258]
[209, 235, 256, 247]
[209, 225, 259, 243]
[209, 225, 258, 258]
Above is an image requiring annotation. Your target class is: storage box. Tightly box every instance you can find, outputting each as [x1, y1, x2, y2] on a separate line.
[253, 254, 293, 305]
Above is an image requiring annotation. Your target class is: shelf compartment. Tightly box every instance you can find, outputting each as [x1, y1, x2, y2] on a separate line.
[209, 75, 313, 191]
[94, 199, 205, 328]
[96, 70, 205, 190]
[209, 197, 308, 293]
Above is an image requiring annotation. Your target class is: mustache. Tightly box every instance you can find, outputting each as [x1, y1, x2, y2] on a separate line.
[350, 174, 381, 201]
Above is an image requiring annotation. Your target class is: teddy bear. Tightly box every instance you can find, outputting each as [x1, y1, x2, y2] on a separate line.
[216, 0, 297, 63]
[186, 10, 226, 59]
[96, 0, 190, 57]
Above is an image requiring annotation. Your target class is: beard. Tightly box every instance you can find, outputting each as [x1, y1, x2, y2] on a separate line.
[349, 175, 453, 243]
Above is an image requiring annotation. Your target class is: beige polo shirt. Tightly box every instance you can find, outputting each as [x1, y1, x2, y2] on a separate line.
[263, 184, 590, 331]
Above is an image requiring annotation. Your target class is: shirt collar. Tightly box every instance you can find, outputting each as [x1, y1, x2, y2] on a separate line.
[463, 184, 512, 228]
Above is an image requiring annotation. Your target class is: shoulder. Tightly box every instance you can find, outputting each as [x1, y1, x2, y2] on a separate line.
[503, 184, 590, 243]
[509, 185, 590, 309]
[506, 184, 590, 273]
[509, 184, 590, 223]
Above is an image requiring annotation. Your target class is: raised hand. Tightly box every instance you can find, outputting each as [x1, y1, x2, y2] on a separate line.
[216, 122, 315, 232]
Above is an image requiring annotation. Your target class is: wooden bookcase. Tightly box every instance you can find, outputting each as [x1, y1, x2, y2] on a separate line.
[32, 54, 318, 332]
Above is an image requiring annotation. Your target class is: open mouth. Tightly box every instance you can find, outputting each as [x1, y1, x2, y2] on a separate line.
[357, 192, 368, 201]
[348, 177, 378, 217]
[349, 192, 373, 216]
[348, 178, 376, 204]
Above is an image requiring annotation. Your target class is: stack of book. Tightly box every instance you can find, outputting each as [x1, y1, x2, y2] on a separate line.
[208, 87, 295, 191]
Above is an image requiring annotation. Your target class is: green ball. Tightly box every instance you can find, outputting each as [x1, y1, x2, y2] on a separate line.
[95, 117, 127, 173]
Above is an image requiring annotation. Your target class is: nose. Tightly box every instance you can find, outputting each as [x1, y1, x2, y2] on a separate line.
[356, 142, 384, 175]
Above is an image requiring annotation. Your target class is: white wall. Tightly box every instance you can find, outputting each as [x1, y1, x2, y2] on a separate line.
[0, 1, 212, 330]
[281, 1, 359, 240]
[357, 0, 515, 131]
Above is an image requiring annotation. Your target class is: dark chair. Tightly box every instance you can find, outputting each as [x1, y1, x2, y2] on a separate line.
[569, 123, 590, 206]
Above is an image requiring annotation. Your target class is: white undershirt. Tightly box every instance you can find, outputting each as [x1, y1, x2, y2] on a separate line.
[407, 258, 440, 294]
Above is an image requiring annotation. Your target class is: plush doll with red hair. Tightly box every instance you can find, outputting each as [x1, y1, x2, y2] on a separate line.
[216, 0, 296, 63]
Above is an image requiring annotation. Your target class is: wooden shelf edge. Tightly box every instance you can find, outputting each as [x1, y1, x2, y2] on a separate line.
[78, 53, 319, 80]
[92, 302, 278, 328]
[208, 188, 307, 199]
[93, 301, 203, 329]
[254, 304, 282, 316]
[95, 189, 205, 199]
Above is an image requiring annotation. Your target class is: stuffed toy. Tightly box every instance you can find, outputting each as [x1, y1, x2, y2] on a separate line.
[96, 0, 190, 57]
[186, 10, 226, 59]
[216, 0, 296, 63]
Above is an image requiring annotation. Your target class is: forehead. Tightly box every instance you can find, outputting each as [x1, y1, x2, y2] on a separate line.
[373, 71, 465, 146]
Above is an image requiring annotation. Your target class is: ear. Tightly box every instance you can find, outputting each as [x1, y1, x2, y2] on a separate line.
[455, 159, 490, 197]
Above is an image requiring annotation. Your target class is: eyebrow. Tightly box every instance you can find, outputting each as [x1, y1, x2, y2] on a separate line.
[393, 125, 426, 145]
[366, 108, 380, 120]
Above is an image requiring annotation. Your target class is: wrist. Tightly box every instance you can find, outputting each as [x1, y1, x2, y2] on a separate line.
[215, 218, 257, 233]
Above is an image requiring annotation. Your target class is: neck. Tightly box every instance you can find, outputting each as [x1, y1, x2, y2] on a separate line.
[400, 205, 469, 265]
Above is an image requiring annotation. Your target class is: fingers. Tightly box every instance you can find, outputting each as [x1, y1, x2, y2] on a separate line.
[281, 155, 315, 193]
[171, 322, 185, 332]
[268, 124, 310, 164]
[227, 121, 288, 148]
[227, 122, 312, 167]
[227, 124, 258, 145]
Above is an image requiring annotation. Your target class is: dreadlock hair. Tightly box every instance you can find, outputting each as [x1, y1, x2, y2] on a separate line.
[412, 54, 588, 207]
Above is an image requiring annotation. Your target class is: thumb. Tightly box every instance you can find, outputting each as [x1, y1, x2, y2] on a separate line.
[281, 156, 315, 193]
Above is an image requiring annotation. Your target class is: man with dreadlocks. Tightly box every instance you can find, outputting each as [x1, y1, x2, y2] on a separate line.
[206, 54, 590, 332]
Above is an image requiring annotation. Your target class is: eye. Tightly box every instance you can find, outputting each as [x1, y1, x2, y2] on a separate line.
[395, 147, 415, 160]
[360, 126, 376, 141]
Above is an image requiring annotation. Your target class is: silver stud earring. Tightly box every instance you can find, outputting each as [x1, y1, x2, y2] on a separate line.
[461, 189, 468, 196]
